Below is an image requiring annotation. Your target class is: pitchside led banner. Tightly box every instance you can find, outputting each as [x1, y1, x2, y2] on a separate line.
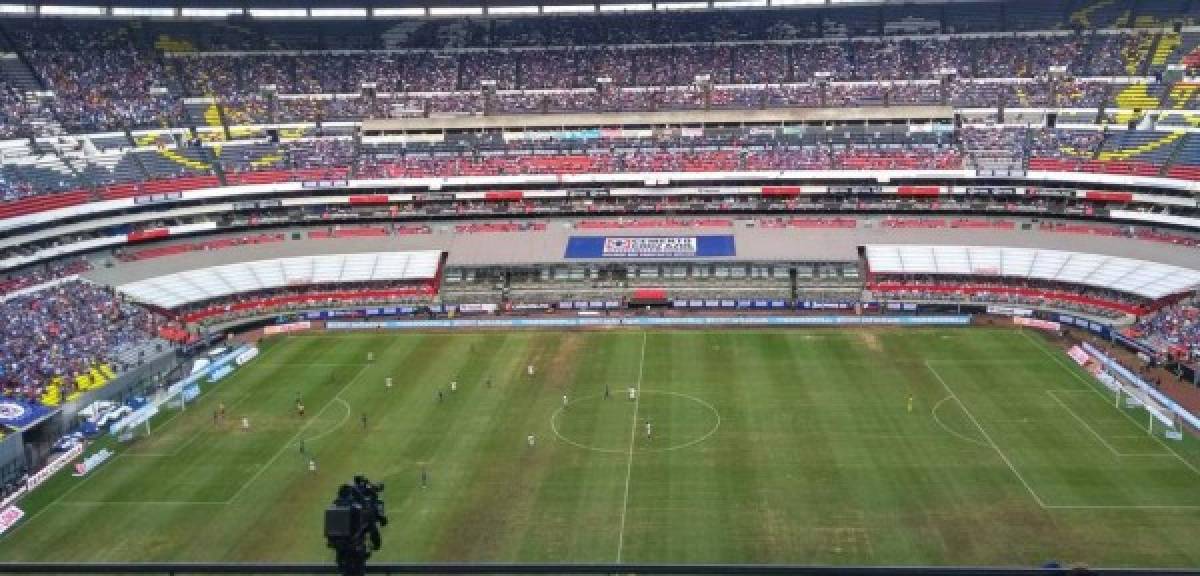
[565, 235, 736, 259]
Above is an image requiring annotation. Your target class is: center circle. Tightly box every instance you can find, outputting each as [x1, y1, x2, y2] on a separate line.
[551, 390, 720, 453]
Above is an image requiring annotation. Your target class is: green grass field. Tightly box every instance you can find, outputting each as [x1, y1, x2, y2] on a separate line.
[3, 327, 1200, 567]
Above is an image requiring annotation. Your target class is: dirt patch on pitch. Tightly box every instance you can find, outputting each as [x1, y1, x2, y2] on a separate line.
[856, 331, 884, 353]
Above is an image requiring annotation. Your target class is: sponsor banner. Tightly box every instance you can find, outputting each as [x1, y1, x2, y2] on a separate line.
[1014, 316, 1061, 331]
[987, 305, 1033, 317]
[23, 442, 83, 495]
[457, 303, 498, 314]
[208, 365, 235, 383]
[1082, 342, 1200, 430]
[263, 321, 312, 335]
[133, 191, 182, 205]
[234, 347, 259, 366]
[72, 448, 114, 477]
[190, 358, 211, 375]
[301, 180, 350, 188]
[799, 301, 853, 310]
[0, 399, 52, 430]
[1067, 345, 1090, 366]
[182, 384, 200, 403]
[0, 506, 23, 535]
[327, 316, 973, 331]
[564, 235, 736, 259]
[511, 303, 551, 311]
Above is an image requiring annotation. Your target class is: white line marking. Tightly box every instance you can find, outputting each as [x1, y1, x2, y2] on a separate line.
[930, 396, 991, 449]
[1021, 331, 1200, 479]
[925, 361, 1048, 509]
[1045, 390, 1172, 458]
[225, 361, 373, 503]
[551, 390, 720, 454]
[615, 331, 647, 563]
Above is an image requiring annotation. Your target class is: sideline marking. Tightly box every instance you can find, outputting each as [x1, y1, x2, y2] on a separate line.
[1021, 331, 1200, 479]
[616, 331, 647, 563]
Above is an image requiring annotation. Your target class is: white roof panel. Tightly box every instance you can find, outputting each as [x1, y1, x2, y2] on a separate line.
[865, 245, 1200, 300]
[117, 251, 442, 309]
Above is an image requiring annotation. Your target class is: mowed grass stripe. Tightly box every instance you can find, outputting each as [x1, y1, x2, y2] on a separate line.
[2, 329, 1200, 567]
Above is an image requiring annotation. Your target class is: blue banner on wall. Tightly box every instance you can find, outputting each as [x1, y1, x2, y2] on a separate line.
[0, 399, 53, 430]
[564, 235, 736, 259]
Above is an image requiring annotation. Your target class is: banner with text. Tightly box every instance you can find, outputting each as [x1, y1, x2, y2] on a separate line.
[564, 235, 736, 259]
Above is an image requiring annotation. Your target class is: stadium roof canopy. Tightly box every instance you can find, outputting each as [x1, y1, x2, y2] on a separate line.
[864, 245, 1200, 301]
[117, 251, 442, 309]
[0, 0, 1049, 19]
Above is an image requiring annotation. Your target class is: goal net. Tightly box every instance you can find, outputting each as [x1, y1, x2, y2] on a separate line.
[1084, 342, 1195, 441]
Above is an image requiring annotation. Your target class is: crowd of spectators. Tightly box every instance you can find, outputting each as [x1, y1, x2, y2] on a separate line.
[1132, 298, 1200, 362]
[0, 280, 163, 402]
[0, 258, 90, 295]
[869, 274, 1147, 319]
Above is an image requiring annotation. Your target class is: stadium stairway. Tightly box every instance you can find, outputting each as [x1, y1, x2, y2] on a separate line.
[1071, 0, 1120, 28]
[1153, 32, 1182, 69]
[1167, 82, 1198, 109]
[1096, 130, 1183, 162]
[1112, 84, 1162, 123]
[1124, 34, 1155, 75]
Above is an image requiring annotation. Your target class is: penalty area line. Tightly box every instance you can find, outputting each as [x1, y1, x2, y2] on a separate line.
[1021, 331, 1200, 480]
[924, 360, 1049, 509]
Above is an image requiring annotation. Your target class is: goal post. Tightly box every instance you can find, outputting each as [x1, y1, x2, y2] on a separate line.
[1081, 342, 1197, 441]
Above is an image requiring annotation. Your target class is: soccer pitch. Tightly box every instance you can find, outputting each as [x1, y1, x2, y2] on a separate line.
[3, 327, 1200, 567]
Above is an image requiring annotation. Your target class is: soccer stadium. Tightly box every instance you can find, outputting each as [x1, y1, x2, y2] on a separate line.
[2, 0, 1200, 573]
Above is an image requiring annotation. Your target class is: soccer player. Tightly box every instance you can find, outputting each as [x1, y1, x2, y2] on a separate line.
[296, 400, 306, 418]
[605, 385, 610, 400]
[213, 410, 218, 426]
[385, 377, 393, 389]
[420, 466, 428, 488]
[437, 390, 444, 403]
[241, 416, 250, 430]
[629, 387, 637, 400]
[218, 402, 226, 420]
[486, 377, 492, 389]
[645, 420, 652, 439]
[361, 413, 368, 430]
[527, 364, 535, 377]
[308, 459, 317, 473]
[367, 352, 374, 363]
[450, 381, 457, 393]
[527, 434, 536, 447]
[907, 394, 914, 413]
[562, 394, 568, 407]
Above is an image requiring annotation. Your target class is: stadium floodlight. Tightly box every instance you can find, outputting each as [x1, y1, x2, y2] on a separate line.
[181, 7, 243, 17]
[373, 7, 426, 16]
[311, 8, 368, 17]
[489, 5, 539, 14]
[769, 0, 823, 5]
[249, 8, 309, 18]
[0, 4, 32, 13]
[599, 2, 653, 10]
[543, 4, 595, 13]
[429, 6, 483, 15]
[112, 6, 174, 17]
[39, 4, 105, 15]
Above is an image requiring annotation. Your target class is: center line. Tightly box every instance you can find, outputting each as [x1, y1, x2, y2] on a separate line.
[616, 330, 647, 563]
